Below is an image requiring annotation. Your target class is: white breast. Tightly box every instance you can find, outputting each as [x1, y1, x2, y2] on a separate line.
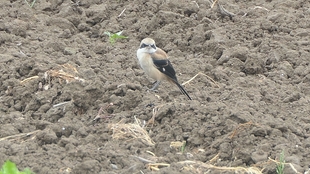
[137, 49, 152, 70]
[136, 49, 162, 80]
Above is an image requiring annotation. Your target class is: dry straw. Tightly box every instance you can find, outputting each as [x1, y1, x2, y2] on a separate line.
[179, 160, 263, 174]
[110, 117, 155, 146]
[45, 63, 84, 83]
[182, 72, 220, 88]
[20, 63, 84, 86]
[230, 121, 259, 139]
[0, 130, 40, 142]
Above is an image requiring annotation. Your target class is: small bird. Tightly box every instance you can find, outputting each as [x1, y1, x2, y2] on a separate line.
[136, 38, 192, 100]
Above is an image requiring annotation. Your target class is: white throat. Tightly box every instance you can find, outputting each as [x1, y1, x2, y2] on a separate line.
[137, 48, 156, 60]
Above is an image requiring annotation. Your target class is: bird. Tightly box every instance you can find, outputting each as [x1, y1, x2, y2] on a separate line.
[136, 38, 192, 100]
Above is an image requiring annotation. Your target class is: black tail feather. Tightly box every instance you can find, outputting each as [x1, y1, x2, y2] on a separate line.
[175, 82, 192, 100]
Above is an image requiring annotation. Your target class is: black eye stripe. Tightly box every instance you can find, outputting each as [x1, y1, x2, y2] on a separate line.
[140, 43, 147, 48]
[140, 43, 156, 49]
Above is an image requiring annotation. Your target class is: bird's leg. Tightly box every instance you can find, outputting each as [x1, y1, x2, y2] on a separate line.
[148, 81, 161, 92]
[152, 80, 158, 86]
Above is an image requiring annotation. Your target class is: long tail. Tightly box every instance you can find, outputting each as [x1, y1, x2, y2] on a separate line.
[175, 82, 192, 100]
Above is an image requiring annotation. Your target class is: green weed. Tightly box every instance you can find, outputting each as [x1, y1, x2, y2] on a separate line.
[181, 141, 186, 154]
[104, 31, 128, 44]
[276, 150, 285, 174]
[0, 160, 34, 174]
[24, 0, 36, 8]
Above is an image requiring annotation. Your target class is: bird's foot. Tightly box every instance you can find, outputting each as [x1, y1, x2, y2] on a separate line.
[148, 81, 160, 92]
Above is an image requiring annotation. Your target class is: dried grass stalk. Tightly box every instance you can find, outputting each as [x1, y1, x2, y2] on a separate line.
[230, 121, 259, 139]
[45, 63, 85, 83]
[182, 72, 220, 88]
[110, 120, 155, 146]
[179, 160, 263, 174]
[147, 163, 170, 171]
[0, 130, 40, 142]
[20, 76, 39, 85]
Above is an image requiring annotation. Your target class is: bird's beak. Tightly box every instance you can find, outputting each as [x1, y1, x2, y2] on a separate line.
[146, 45, 152, 50]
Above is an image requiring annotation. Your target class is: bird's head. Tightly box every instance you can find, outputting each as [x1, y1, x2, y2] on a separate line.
[139, 38, 157, 53]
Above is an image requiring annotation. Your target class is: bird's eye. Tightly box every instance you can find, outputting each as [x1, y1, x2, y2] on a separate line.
[151, 44, 156, 49]
[140, 43, 147, 48]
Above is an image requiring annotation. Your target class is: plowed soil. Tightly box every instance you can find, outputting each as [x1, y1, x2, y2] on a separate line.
[0, 0, 310, 173]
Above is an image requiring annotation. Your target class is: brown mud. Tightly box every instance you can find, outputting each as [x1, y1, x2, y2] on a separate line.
[0, 0, 310, 173]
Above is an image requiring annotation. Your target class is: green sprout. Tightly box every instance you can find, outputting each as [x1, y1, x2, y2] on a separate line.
[0, 160, 34, 174]
[276, 150, 285, 174]
[104, 31, 128, 44]
[181, 141, 186, 154]
[24, 0, 36, 8]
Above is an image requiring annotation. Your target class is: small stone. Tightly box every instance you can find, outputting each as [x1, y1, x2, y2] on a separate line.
[278, 61, 294, 77]
[63, 47, 77, 55]
[110, 164, 118, 169]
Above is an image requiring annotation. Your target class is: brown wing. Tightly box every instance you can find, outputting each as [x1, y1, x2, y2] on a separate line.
[153, 48, 168, 59]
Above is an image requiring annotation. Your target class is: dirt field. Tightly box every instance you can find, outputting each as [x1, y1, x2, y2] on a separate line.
[0, 0, 310, 173]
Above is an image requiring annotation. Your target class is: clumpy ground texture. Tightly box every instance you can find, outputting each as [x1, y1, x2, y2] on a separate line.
[0, 0, 310, 173]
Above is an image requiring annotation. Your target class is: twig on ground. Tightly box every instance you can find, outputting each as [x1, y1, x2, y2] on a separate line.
[146, 102, 173, 127]
[146, 151, 156, 156]
[209, 153, 220, 164]
[210, 0, 219, 8]
[20, 76, 39, 85]
[131, 155, 155, 163]
[178, 160, 263, 173]
[53, 101, 70, 108]
[182, 72, 220, 88]
[92, 103, 115, 122]
[218, 3, 236, 17]
[146, 106, 160, 127]
[209, 0, 236, 18]
[0, 130, 40, 142]
[253, 6, 269, 12]
[230, 121, 259, 139]
[118, 8, 126, 17]
[191, 1, 199, 8]
[147, 163, 170, 171]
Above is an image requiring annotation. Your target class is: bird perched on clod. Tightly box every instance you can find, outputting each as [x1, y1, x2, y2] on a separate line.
[136, 38, 192, 100]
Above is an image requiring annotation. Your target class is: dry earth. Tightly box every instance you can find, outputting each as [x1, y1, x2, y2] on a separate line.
[0, 0, 310, 173]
